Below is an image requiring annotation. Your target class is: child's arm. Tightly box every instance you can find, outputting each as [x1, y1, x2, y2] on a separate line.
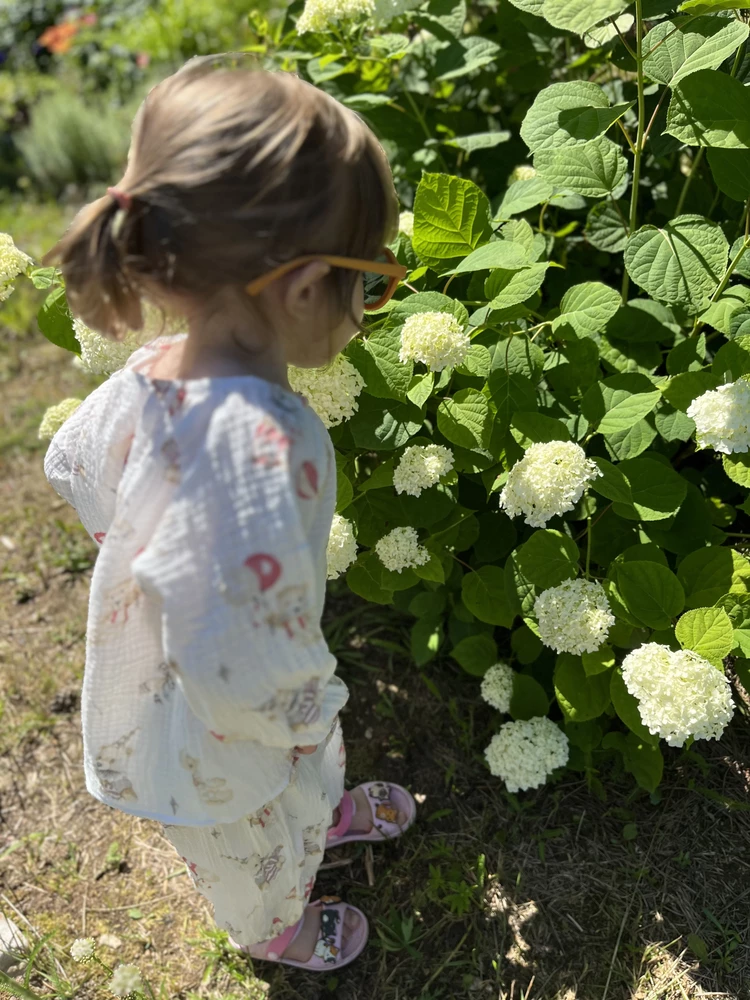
[131, 397, 347, 750]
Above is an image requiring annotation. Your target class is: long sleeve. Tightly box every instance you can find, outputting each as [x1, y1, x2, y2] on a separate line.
[130, 393, 347, 750]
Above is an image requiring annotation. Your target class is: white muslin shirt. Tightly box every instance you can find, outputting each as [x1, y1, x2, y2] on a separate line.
[43, 332, 349, 826]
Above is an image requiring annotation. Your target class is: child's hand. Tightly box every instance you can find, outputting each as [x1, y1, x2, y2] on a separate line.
[294, 744, 318, 754]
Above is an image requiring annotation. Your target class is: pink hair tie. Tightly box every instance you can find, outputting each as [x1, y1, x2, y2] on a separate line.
[107, 186, 133, 211]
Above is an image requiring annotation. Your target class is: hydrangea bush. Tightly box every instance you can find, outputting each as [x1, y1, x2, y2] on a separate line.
[14, 0, 750, 795]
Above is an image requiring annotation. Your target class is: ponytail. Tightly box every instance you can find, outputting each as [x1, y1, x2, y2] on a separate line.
[43, 193, 145, 339]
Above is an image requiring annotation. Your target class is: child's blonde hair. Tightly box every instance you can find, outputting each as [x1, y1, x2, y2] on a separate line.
[44, 56, 400, 339]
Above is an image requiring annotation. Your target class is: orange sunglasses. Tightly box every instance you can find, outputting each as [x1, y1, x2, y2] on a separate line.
[245, 246, 408, 311]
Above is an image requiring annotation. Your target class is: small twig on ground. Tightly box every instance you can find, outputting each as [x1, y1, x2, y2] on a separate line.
[364, 844, 375, 887]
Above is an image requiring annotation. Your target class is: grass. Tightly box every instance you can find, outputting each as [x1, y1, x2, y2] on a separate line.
[1, 207, 749, 999]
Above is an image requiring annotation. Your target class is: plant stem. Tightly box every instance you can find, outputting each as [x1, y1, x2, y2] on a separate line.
[585, 516, 592, 580]
[621, 0, 645, 304]
[675, 146, 704, 217]
[402, 88, 448, 171]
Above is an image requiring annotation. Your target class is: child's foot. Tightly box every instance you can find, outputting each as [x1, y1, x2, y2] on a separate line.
[330, 785, 407, 833]
[275, 903, 361, 963]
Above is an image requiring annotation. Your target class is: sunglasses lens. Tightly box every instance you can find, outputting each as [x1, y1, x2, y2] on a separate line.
[362, 250, 392, 306]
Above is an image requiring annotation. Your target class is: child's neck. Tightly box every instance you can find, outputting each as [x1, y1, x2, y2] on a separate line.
[154, 321, 291, 389]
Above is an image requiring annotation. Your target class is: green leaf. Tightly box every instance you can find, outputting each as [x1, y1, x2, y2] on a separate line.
[349, 329, 412, 402]
[723, 451, 750, 486]
[666, 332, 706, 374]
[607, 299, 680, 344]
[704, 285, 750, 335]
[494, 177, 555, 219]
[414, 552, 446, 583]
[667, 69, 750, 148]
[643, 16, 749, 88]
[443, 240, 529, 275]
[487, 370, 538, 424]
[450, 633, 498, 676]
[348, 395, 423, 451]
[534, 136, 628, 198]
[516, 529, 580, 590]
[412, 172, 493, 269]
[554, 653, 611, 722]
[456, 344, 491, 378]
[520, 81, 633, 153]
[621, 732, 664, 792]
[712, 334, 750, 379]
[510, 411, 571, 448]
[461, 565, 515, 626]
[411, 617, 443, 667]
[551, 281, 622, 337]
[511, 624, 543, 664]
[342, 93, 393, 110]
[582, 374, 661, 435]
[509, 673, 551, 721]
[435, 36, 501, 80]
[592, 456, 688, 521]
[37, 287, 79, 354]
[390, 291, 470, 328]
[585, 200, 629, 253]
[677, 545, 750, 608]
[541, 0, 629, 35]
[407, 371, 435, 408]
[616, 560, 686, 629]
[680, 0, 750, 9]
[675, 606, 734, 664]
[346, 554, 394, 605]
[582, 644, 615, 676]
[492, 336, 546, 381]
[443, 131, 511, 153]
[707, 148, 750, 202]
[655, 404, 696, 441]
[437, 389, 490, 450]
[605, 418, 658, 461]
[610, 669, 660, 743]
[624, 214, 728, 311]
[662, 369, 720, 411]
[485, 263, 549, 309]
[28, 266, 57, 289]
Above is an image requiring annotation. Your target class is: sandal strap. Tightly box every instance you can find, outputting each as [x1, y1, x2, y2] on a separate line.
[264, 915, 305, 961]
[311, 898, 346, 965]
[361, 781, 403, 838]
[326, 789, 354, 841]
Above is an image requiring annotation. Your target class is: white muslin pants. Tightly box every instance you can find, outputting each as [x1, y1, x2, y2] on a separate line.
[160, 718, 346, 948]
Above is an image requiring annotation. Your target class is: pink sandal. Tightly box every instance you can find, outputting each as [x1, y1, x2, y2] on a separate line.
[326, 781, 417, 848]
[230, 897, 368, 971]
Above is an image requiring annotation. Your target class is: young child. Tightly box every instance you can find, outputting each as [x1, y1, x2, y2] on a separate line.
[42, 56, 417, 971]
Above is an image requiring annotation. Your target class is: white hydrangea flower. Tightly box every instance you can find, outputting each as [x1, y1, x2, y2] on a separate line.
[534, 578, 614, 655]
[484, 716, 569, 793]
[109, 964, 144, 998]
[509, 164, 537, 184]
[480, 662, 515, 714]
[375, 526, 430, 573]
[399, 311, 470, 372]
[288, 354, 365, 428]
[327, 513, 358, 580]
[398, 211, 414, 238]
[687, 380, 750, 454]
[0, 232, 33, 300]
[499, 441, 601, 528]
[621, 643, 735, 748]
[73, 317, 144, 375]
[393, 444, 454, 497]
[296, 0, 417, 32]
[70, 937, 96, 962]
[38, 397, 83, 441]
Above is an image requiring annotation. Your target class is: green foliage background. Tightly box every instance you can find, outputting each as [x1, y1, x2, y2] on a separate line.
[32, 0, 750, 792]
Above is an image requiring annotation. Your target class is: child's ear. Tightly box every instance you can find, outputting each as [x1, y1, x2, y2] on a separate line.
[282, 261, 332, 319]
